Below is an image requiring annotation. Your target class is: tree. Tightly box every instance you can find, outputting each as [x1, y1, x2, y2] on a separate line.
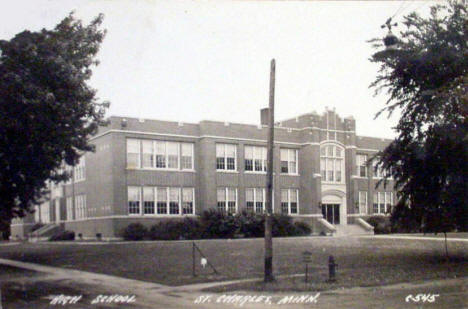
[369, 1, 467, 234]
[0, 13, 108, 222]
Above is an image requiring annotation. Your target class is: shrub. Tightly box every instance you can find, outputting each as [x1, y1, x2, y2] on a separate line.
[149, 218, 202, 240]
[272, 214, 297, 237]
[366, 216, 391, 234]
[200, 209, 238, 239]
[293, 221, 312, 236]
[49, 230, 75, 241]
[122, 223, 147, 241]
[178, 217, 202, 240]
[236, 211, 264, 238]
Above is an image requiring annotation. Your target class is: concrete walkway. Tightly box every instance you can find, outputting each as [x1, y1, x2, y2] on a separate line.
[0, 258, 168, 291]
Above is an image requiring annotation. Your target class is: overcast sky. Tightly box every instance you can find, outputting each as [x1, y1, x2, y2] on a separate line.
[2, 1, 437, 138]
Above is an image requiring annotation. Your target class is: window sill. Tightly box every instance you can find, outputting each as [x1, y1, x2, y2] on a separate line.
[321, 181, 345, 184]
[129, 214, 197, 217]
[351, 176, 368, 179]
[280, 173, 301, 177]
[244, 171, 267, 175]
[74, 179, 86, 184]
[217, 170, 239, 173]
[127, 168, 196, 173]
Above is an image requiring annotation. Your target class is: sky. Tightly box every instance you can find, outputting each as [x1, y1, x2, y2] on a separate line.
[1, 0, 437, 138]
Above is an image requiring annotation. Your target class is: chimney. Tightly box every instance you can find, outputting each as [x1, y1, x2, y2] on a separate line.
[260, 108, 269, 126]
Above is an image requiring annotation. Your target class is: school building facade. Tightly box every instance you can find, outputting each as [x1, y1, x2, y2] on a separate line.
[11, 108, 396, 239]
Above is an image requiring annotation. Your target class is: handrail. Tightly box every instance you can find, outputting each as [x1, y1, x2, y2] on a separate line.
[356, 218, 374, 231]
[318, 218, 336, 232]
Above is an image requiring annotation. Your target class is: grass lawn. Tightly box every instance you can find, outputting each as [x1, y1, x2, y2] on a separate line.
[0, 236, 466, 288]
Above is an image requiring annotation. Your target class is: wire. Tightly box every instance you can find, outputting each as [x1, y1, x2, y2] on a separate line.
[391, 1, 409, 19]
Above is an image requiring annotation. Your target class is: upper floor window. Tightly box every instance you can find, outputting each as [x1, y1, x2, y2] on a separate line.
[127, 139, 141, 169]
[372, 157, 391, 178]
[280, 148, 298, 174]
[245, 146, 267, 172]
[74, 157, 86, 182]
[281, 189, 298, 214]
[373, 192, 393, 214]
[216, 144, 236, 171]
[320, 145, 344, 182]
[127, 139, 194, 171]
[217, 187, 237, 213]
[356, 154, 368, 177]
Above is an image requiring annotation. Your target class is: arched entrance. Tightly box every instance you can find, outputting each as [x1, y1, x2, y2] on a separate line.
[322, 190, 347, 225]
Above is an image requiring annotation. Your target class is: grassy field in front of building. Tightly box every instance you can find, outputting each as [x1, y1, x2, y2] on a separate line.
[0, 236, 467, 288]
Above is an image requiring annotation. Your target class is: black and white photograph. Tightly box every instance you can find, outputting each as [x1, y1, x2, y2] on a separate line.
[0, 0, 466, 308]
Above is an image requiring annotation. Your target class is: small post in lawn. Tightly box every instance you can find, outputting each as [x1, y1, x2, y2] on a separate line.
[264, 59, 276, 283]
[303, 251, 312, 283]
[192, 242, 196, 277]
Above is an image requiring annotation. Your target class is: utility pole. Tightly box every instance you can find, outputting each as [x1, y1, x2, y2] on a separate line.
[264, 59, 275, 282]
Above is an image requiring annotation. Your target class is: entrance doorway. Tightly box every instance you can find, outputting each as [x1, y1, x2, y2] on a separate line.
[322, 204, 340, 224]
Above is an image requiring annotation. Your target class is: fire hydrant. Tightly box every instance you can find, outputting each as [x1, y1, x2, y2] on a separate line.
[328, 255, 337, 282]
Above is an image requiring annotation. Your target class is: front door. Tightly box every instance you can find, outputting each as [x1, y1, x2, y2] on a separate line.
[322, 204, 340, 224]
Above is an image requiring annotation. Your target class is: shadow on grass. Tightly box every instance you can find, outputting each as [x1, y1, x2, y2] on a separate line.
[204, 254, 468, 293]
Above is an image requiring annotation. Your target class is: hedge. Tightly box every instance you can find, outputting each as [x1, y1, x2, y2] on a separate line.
[49, 230, 75, 241]
[122, 210, 312, 241]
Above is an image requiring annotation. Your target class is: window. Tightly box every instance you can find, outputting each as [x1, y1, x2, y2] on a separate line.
[245, 146, 267, 172]
[143, 187, 155, 214]
[246, 188, 254, 212]
[217, 188, 237, 213]
[373, 157, 391, 178]
[127, 139, 194, 170]
[216, 144, 236, 171]
[155, 141, 166, 168]
[167, 142, 179, 169]
[356, 154, 368, 177]
[34, 205, 40, 223]
[358, 191, 367, 214]
[74, 156, 86, 182]
[157, 187, 167, 214]
[169, 188, 180, 214]
[280, 148, 298, 174]
[40, 202, 50, 223]
[127, 139, 141, 169]
[373, 192, 393, 214]
[182, 188, 194, 214]
[129, 186, 195, 216]
[142, 140, 154, 168]
[128, 187, 141, 215]
[385, 192, 393, 213]
[281, 189, 299, 214]
[245, 188, 265, 213]
[75, 195, 87, 219]
[66, 196, 73, 221]
[320, 145, 344, 182]
[373, 158, 383, 178]
[181, 143, 194, 170]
